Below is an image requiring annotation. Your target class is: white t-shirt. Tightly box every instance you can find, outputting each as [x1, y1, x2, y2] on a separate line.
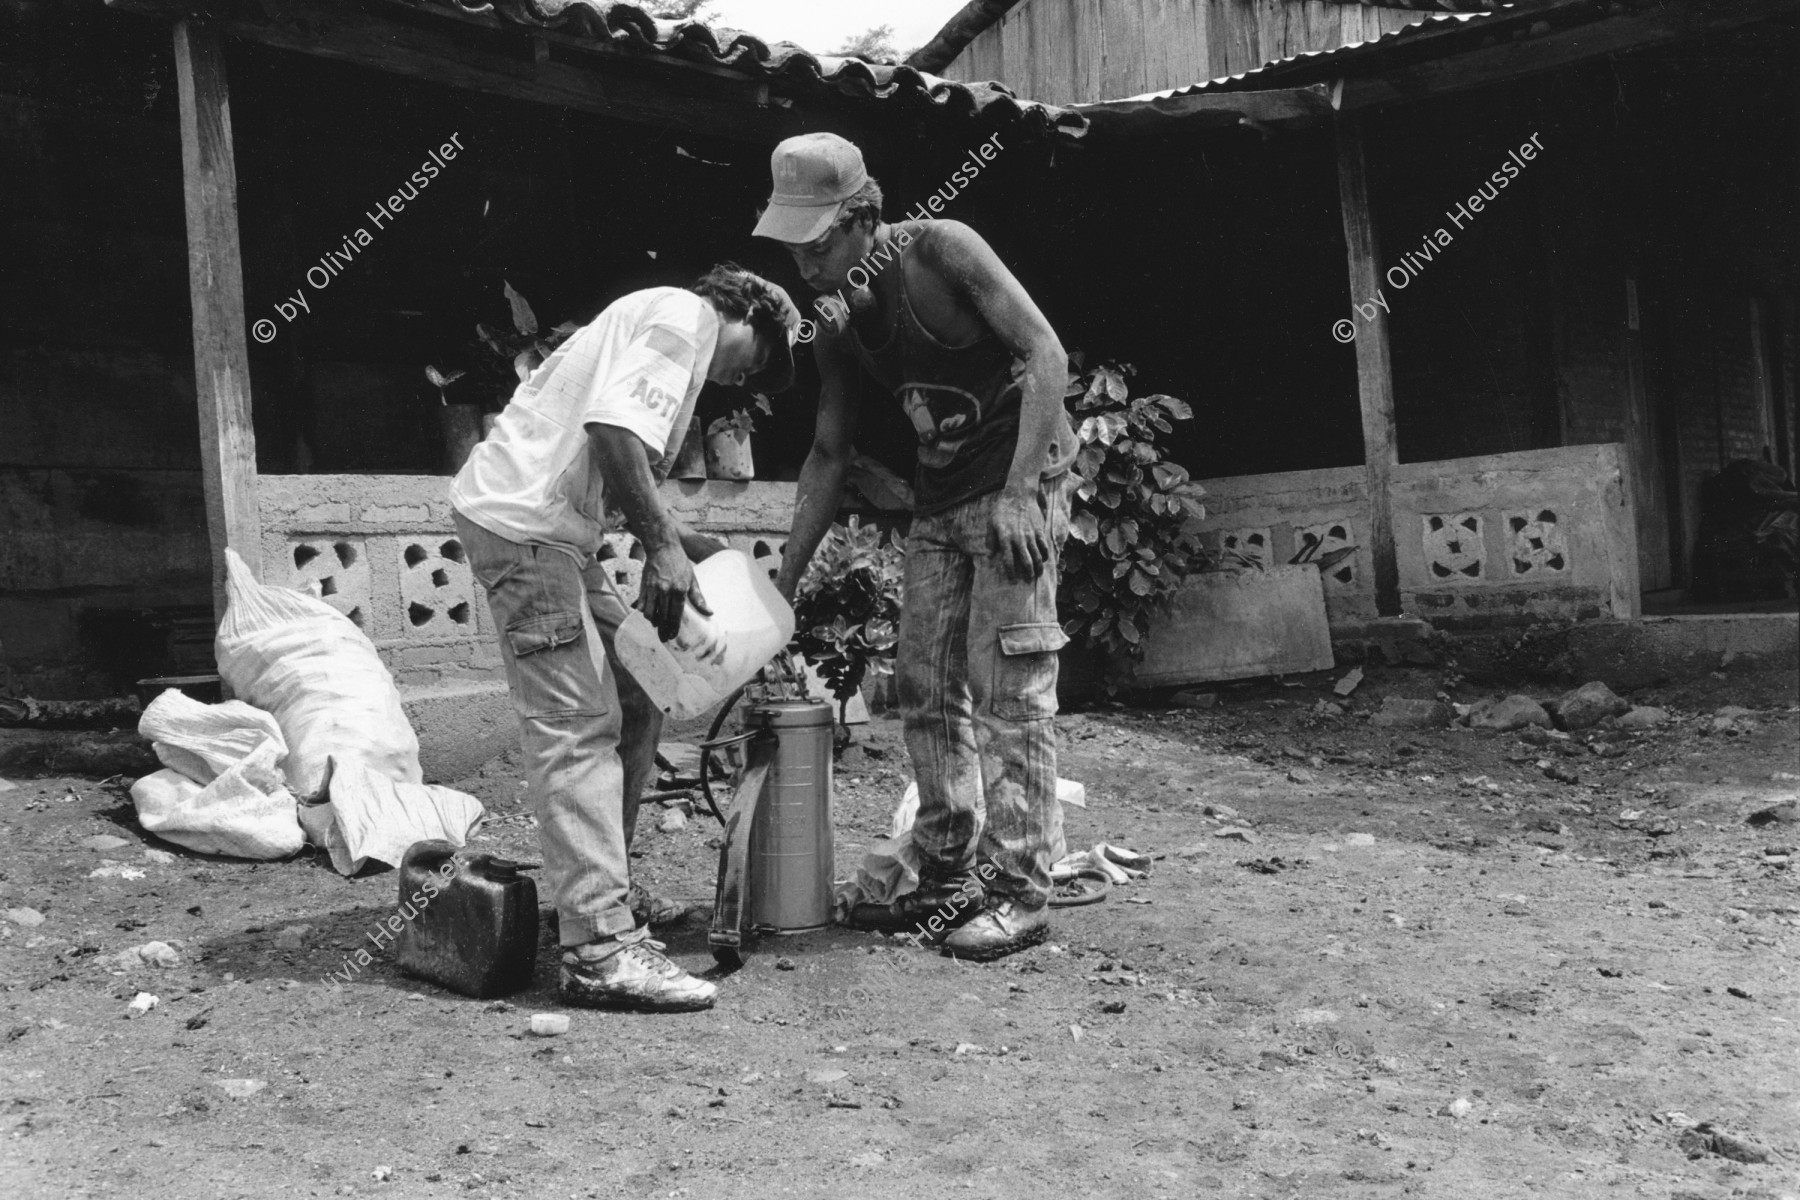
[450, 287, 718, 558]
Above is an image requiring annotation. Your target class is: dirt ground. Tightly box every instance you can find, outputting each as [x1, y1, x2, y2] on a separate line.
[2, 663, 1797, 1200]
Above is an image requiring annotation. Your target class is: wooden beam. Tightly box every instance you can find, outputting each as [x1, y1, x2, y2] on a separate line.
[112, 0, 815, 144]
[175, 19, 262, 619]
[1338, 0, 1800, 111]
[1334, 114, 1401, 616]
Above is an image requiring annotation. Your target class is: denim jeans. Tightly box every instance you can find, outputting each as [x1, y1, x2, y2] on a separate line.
[897, 474, 1072, 909]
[452, 512, 663, 946]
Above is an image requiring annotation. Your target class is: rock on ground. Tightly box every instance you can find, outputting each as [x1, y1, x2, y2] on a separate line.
[1464, 695, 1552, 732]
[1550, 681, 1630, 731]
[1615, 706, 1669, 730]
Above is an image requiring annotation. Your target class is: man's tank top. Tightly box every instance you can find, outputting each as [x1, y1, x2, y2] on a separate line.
[849, 223, 1076, 516]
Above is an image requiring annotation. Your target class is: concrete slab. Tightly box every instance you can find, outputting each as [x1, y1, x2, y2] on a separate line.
[1130, 564, 1334, 686]
[400, 679, 516, 784]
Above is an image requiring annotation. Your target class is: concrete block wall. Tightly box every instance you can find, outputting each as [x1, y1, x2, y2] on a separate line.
[1182, 465, 1377, 625]
[1185, 443, 1640, 629]
[1391, 444, 1639, 625]
[256, 475, 796, 780]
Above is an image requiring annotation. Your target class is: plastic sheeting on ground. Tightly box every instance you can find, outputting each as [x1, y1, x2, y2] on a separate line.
[834, 777, 1090, 912]
[298, 756, 485, 876]
[130, 740, 304, 860]
[138, 689, 287, 785]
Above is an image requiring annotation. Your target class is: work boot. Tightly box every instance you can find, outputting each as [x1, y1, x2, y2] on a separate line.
[842, 873, 986, 945]
[560, 928, 717, 1012]
[941, 898, 1049, 961]
[628, 881, 692, 928]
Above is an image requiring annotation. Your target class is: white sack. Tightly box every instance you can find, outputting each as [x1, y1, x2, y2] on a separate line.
[214, 549, 421, 799]
[300, 756, 484, 876]
[130, 741, 304, 860]
[137, 688, 287, 785]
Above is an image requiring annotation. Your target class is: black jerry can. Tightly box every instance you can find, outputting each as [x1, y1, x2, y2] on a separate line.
[393, 840, 537, 999]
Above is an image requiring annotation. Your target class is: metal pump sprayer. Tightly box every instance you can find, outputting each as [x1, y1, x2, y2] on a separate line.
[700, 654, 836, 966]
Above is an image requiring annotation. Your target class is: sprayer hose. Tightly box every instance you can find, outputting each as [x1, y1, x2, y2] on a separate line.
[696, 686, 749, 824]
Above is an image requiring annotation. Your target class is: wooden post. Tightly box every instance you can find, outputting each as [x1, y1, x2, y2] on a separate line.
[174, 19, 261, 619]
[1334, 113, 1402, 617]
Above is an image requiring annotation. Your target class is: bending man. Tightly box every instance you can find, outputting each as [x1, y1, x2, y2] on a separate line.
[451, 266, 799, 1010]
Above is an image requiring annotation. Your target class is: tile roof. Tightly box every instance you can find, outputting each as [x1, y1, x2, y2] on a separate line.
[391, 0, 1089, 140]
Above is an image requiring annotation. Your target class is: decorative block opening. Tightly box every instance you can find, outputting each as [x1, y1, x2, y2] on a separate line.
[287, 536, 371, 627]
[1505, 508, 1569, 577]
[1294, 520, 1357, 588]
[346, 607, 364, 628]
[1424, 514, 1484, 581]
[398, 540, 478, 639]
[597, 533, 647, 602]
[1221, 528, 1271, 570]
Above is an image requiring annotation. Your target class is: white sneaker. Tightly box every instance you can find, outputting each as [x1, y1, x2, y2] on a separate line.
[560, 928, 717, 1012]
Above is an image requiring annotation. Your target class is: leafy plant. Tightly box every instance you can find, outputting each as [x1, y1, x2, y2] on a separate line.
[1058, 357, 1208, 673]
[791, 517, 905, 728]
[707, 397, 771, 439]
[639, 0, 714, 20]
[426, 280, 579, 407]
[834, 24, 898, 61]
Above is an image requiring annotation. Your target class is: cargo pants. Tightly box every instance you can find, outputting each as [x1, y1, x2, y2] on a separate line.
[451, 512, 662, 947]
[897, 474, 1072, 910]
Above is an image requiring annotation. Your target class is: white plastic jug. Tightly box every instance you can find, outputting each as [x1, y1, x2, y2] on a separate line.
[612, 549, 796, 720]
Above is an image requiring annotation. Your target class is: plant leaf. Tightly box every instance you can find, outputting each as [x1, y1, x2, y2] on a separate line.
[503, 280, 539, 337]
[1150, 462, 1189, 490]
[1155, 395, 1193, 420]
[1313, 545, 1358, 571]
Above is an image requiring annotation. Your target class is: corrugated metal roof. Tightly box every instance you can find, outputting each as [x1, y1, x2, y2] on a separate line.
[1102, 0, 1657, 102]
[389, 0, 1089, 140]
[1118, 11, 1490, 101]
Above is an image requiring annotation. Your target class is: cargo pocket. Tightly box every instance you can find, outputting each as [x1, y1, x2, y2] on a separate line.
[503, 611, 607, 720]
[992, 622, 1068, 721]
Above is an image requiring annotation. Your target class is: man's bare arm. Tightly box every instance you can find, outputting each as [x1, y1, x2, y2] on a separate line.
[589, 422, 708, 640]
[917, 222, 1067, 579]
[774, 328, 862, 601]
[675, 522, 727, 562]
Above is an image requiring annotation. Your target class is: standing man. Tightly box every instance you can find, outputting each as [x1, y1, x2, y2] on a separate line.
[754, 134, 1078, 961]
[451, 265, 799, 1010]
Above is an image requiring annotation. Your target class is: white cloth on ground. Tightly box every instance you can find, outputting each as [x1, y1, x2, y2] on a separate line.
[130, 740, 304, 860]
[298, 756, 485, 876]
[834, 777, 1089, 911]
